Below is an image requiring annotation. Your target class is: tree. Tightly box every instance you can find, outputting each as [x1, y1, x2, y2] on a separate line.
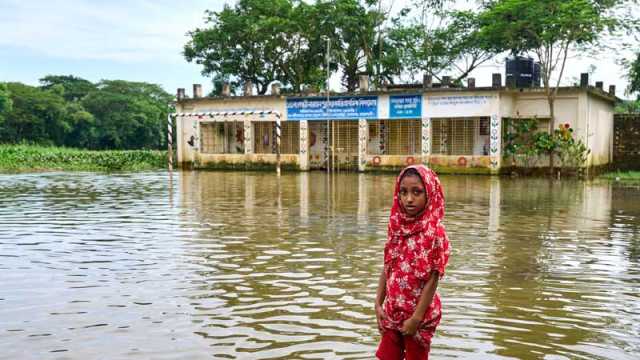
[40, 75, 97, 102]
[185, 0, 299, 94]
[81, 80, 172, 149]
[479, 0, 628, 172]
[0, 83, 12, 128]
[388, 8, 494, 84]
[479, 0, 624, 134]
[1, 83, 70, 145]
[626, 52, 640, 96]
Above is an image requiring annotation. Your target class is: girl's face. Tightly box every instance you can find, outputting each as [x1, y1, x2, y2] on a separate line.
[399, 174, 427, 217]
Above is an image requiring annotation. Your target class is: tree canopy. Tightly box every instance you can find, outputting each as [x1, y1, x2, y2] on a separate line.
[0, 77, 173, 150]
[478, 0, 628, 129]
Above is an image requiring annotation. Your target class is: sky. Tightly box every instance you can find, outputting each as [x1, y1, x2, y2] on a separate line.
[0, 0, 636, 99]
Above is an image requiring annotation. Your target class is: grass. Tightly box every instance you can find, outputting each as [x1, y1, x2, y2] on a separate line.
[0, 144, 168, 172]
[600, 170, 640, 181]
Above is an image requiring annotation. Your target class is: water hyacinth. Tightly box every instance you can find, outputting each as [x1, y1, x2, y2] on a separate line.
[0, 144, 168, 172]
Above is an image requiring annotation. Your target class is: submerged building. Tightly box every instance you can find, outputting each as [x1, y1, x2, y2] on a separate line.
[173, 74, 617, 174]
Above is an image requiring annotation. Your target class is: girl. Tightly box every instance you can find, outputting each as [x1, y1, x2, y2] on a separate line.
[375, 165, 451, 360]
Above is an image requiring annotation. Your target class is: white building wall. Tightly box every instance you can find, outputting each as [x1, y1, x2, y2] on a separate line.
[586, 94, 614, 166]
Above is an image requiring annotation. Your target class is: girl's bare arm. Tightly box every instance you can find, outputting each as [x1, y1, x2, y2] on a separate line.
[375, 268, 387, 333]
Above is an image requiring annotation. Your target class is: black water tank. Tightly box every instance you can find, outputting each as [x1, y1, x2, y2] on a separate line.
[506, 56, 540, 88]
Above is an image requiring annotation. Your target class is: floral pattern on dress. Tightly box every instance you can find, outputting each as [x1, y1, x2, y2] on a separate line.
[381, 165, 451, 348]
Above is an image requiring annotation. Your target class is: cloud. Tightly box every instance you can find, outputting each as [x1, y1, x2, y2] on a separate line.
[0, 0, 228, 63]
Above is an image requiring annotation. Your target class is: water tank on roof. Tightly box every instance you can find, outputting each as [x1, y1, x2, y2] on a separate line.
[506, 56, 541, 88]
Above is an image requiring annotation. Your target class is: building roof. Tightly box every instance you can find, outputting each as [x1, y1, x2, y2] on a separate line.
[175, 85, 619, 105]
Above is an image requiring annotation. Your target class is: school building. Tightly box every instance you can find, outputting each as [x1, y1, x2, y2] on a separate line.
[173, 74, 617, 174]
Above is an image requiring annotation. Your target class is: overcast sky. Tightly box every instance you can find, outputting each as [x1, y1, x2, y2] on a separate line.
[0, 0, 636, 98]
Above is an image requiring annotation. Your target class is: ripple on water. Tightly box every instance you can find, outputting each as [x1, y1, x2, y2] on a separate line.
[0, 172, 639, 359]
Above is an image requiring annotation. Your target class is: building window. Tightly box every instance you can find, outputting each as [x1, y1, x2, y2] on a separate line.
[431, 118, 488, 155]
[200, 122, 244, 154]
[368, 119, 421, 155]
[253, 122, 300, 154]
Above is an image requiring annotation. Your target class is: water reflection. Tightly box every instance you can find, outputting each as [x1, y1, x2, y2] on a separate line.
[0, 171, 638, 359]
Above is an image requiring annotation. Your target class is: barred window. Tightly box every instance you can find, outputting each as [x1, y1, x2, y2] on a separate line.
[431, 118, 486, 155]
[253, 122, 300, 154]
[200, 122, 244, 154]
[368, 119, 421, 155]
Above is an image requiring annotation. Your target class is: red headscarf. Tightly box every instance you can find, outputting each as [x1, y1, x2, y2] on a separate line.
[384, 164, 449, 278]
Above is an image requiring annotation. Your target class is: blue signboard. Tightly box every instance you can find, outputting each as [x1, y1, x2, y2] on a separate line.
[389, 94, 422, 119]
[287, 96, 378, 120]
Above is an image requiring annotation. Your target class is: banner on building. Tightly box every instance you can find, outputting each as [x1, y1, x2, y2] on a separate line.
[425, 95, 497, 118]
[287, 96, 378, 120]
[389, 94, 422, 119]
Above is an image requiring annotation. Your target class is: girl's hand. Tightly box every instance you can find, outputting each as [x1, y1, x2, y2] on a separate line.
[375, 303, 387, 334]
[400, 316, 421, 336]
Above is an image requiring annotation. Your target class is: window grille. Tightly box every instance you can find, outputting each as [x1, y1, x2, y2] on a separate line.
[253, 122, 300, 154]
[431, 118, 480, 155]
[333, 120, 359, 169]
[367, 119, 421, 155]
[281, 122, 300, 154]
[200, 121, 244, 154]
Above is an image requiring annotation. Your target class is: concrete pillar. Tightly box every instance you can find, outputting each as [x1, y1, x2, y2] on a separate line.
[492, 73, 502, 88]
[423, 74, 433, 89]
[177, 88, 185, 100]
[489, 114, 502, 172]
[243, 80, 253, 96]
[271, 82, 281, 95]
[358, 118, 368, 172]
[299, 120, 309, 171]
[580, 73, 589, 88]
[222, 83, 231, 96]
[244, 119, 252, 155]
[467, 78, 476, 88]
[359, 74, 369, 93]
[193, 84, 202, 98]
[421, 117, 431, 164]
[442, 76, 451, 88]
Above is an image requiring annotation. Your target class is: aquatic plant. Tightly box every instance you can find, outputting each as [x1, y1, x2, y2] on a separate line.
[0, 144, 167, 172]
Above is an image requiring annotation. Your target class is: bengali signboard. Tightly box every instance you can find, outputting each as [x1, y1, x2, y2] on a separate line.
[286, 96, 378, 120]
[425, 95, 497, 118]
[389, 94, 422, 119]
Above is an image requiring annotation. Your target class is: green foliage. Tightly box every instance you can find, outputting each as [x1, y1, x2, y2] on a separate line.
[0, 83, 12, 125]
[503, 118, 544, 167]
[40, 75, 97, 102]
[626, 52, 640, 97]
[0, 144, 167, 172]
[185, 0, 396, 93]
[1, 82, 70, 145]
[554, 123, 590, 168]
[185, 0, 308, 94]
[82, 80, 173, 150]
[1, 78, 173, 151]
[503, 119, 590, 172]
[478, 0, 626, 130]
[388, 8, 493, 82]
[614, 99, 640, 114]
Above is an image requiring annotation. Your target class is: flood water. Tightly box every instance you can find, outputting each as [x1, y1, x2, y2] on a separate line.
[1, 171, 639, 360]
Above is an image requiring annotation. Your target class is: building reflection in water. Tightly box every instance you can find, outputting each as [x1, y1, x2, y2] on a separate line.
[177, 171, 638, 359]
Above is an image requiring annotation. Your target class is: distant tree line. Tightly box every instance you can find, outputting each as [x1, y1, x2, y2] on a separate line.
[0, 76, 173, 150]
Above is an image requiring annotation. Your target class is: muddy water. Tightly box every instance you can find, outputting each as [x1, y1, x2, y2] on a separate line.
[1, 171, 639, 359]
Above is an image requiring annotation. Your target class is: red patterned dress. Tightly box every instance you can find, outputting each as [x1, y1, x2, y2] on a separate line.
[381, 165, 451, 348]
